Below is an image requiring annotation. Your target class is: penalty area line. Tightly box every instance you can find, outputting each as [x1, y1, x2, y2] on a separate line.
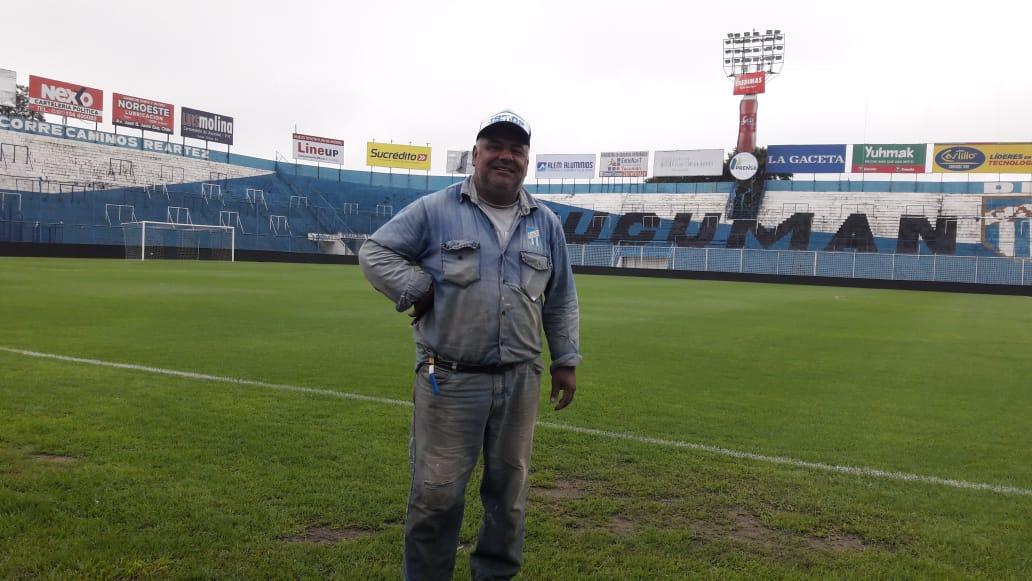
[2, 345, 1030, 498]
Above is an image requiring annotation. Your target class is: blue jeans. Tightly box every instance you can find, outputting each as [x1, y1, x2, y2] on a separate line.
[404, 359, 542, 581]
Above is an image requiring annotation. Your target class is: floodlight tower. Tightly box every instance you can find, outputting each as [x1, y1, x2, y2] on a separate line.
[722, 29, 785, 153]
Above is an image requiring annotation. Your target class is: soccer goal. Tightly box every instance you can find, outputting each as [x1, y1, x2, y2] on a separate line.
[122, 221, 235, 262]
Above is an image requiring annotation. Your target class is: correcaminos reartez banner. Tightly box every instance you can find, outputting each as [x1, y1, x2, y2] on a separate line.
[113, 93, 174, 134]
[28, 75, 104, 123]
[766, 145, 847, 173]
[293, 133, 345, 165]
[652, 149, 724, 177]
[181, 107, 234, 145]
[535, 154, 596, 179]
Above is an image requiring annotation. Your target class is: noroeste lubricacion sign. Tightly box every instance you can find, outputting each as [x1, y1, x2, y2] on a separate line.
[933, 143, 1032, 173]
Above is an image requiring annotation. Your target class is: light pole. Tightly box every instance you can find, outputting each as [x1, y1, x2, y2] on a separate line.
[722, 29, 785, 153]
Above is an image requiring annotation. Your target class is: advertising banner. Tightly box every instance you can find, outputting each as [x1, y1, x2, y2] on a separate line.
[28, 75, 104, 122]
[599, 151, 648, 177]
[535, 154, 596, 179]
[293, 132, 345, 164]
[181, 107, 234, 145]
[446, 150, 473, 174]
[653, 149, 724, 177]
[367, 142, 431, 170]
[113, 93, 174, 134]
[932, 143, 1032, 173]
[733, 72, 766, 95]
[0, 114, 210, 160]
[729, 152, 759, 180]
[766, 144, 846, 173]
[0, 69, 15, 108]
[851, 143, 926, 173]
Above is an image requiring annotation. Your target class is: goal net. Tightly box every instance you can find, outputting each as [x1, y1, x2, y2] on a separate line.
[122, 221, 235, 261]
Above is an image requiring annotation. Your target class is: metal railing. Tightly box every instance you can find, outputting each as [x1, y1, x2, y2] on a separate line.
[568, 244, 1032, 286]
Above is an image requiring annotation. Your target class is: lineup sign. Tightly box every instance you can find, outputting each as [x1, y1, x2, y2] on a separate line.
[28, 75, 104, 122]
[293, 132, 344, 164]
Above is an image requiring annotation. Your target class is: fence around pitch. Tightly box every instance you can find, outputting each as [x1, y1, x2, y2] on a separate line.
[569, 244, 1032, 286]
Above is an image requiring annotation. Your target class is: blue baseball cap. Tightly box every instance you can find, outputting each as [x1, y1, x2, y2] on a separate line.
[476, 109, 531, 145]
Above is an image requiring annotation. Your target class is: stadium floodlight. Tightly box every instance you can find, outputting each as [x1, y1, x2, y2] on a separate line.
[722, 29, 786, 78]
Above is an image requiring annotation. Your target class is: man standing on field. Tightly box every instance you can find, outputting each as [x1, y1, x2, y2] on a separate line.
[359, 109, 581, 580]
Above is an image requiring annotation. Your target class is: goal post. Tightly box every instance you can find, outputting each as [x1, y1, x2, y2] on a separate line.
[122, 221, 235, 262]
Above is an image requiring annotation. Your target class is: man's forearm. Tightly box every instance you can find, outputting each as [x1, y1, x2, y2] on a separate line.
[358, 239, 433, 312]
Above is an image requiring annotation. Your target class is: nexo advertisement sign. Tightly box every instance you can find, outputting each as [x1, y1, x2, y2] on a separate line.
[367, 142, 431, 171]
[851, 143, 926, 173]
[766, 144, 847, 173]
[181, 106, 234, 145]
[28, 75, 104, 122]
[932, 143, 1032, 173]
[113, 93, 174, 134]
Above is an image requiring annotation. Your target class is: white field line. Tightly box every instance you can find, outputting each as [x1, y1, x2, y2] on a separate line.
[2, 345, 1030, 498]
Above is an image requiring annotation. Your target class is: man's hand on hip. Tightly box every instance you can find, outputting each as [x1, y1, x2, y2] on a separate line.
[549, 366, 576, 411]
[409, 285, 434, 323]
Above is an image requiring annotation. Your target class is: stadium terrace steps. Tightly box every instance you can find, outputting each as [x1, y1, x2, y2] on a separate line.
[0, 130, 266, 192]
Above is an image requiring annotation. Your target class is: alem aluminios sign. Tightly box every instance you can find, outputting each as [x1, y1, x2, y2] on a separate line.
[535, 153, 596, 179]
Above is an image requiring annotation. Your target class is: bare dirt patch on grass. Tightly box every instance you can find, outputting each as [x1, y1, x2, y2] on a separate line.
[605, 515, 636, 535]
[531, 478, 592, 500]
[31, 452, 77, 465]
[693, 508, 866, 553]
[280, 525, 375, 545]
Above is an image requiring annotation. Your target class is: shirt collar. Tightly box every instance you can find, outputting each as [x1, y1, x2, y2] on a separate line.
[460, 176, 536, 216]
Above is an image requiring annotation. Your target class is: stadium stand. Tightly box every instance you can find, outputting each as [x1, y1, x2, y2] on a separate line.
[2, 121, 1030, 285]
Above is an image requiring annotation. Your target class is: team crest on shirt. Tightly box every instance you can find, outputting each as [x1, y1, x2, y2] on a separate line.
[527, 225, 541, 247]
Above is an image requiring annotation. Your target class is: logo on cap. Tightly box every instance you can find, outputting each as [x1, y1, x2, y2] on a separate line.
[479, 109, 531, 142]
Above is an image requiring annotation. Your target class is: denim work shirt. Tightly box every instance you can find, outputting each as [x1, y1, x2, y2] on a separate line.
[359, 177, 581, 372]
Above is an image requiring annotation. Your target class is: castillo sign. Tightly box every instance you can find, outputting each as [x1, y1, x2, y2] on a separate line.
[733, 72, 766, 95]
[851, 143, 926, 173]
[367, 142, 431, 170]
[28, 75, 104, 122]
[113, 93, 174, 134]
[933, 143, 1032, 173]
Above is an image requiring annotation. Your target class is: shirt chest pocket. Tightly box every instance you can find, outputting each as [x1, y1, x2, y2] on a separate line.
[519, 251, 552, 301]
[441, 240, 481, 287]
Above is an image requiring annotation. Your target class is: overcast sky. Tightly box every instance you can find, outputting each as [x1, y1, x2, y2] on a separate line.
[4, 0, 1030, 174]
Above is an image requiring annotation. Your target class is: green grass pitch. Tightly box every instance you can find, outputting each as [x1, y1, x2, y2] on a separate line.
[1, 257, 1029, 578]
